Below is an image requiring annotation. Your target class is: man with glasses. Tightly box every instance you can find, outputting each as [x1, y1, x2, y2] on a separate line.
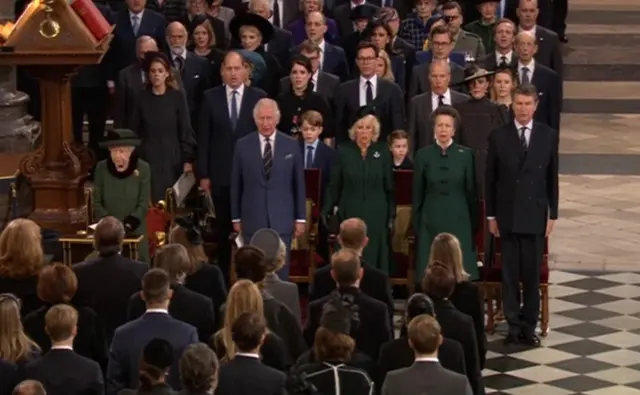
[441, 1, 485, 61]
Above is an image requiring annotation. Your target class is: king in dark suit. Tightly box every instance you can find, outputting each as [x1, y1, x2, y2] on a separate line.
[485, 84, 559, 347]
[230, 98, 307, 280]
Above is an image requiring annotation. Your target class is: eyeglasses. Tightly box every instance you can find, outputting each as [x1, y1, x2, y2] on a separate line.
[357, 56, 376, 63]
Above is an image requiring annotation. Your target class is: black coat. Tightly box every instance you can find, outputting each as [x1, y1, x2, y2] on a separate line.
[485, 121, 559, 235]
[211, 332, 291, 371]
[276, 88, 333, 137]
[262, 294, 308, 360]
[527, 62, 561, 131]
[23, 304, 109, 370]
[172, 51, 212, 126]
[216, 355, 286, 395]
[293, 361, 373, 395]
[0, 360, 20, 395]
[185, 262, 227, 321]
[72, 253, 148, 342]
[534, 26, 564, 81]
[128, 284, 216, 342]
[449, 281, 487, 369]
[305, 287, 392, 361]
[267, 27, 295, 72]
[22, 349, 104, 395]
[0, 275, 43, 318]
[293, 349, 374, 378]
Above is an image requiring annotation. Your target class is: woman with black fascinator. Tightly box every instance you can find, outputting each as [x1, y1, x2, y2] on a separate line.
[292, 297, 374, 395]
[118, 338, 175, 395]
[376, 293, 466, 390]
[169, 216, 227, 316]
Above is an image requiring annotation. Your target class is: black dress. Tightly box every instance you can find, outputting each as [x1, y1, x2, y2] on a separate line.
[185, 261, 228, 323]
[450, 281, 487, 369]
[193, 47, 226, 88]
[0, 275, 43, 318]
[293, 361, 374, 395]
[132, 88, 197, 202]
[276, 86, 333, 138]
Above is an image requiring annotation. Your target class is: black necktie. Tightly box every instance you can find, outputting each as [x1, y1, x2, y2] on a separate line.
[174, 56, 184, 71]
[305, 146, 314, 169]
[365, 80, 373, 104]
[273, 1, 281, 27]
[500, 55, 508, 67]
[230, 90, 238, 131]
[520, 127, 528, 150]
[438, 95, 445, 107]
[263, 137, 273, 179]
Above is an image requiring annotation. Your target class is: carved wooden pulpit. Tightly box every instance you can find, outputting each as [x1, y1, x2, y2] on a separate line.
[0, 0, 112, 232]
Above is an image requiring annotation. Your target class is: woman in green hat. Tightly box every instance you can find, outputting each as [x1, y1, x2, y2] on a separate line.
[92, 129, 151, 262]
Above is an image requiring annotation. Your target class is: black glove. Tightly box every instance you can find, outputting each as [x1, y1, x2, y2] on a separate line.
[123, 215, 141, 232]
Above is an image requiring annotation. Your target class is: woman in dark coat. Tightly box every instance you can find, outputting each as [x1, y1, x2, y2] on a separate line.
[229, 13, 282, 98]
[132, 51, 197, 203]
[413, 106, 479, 280]
[322, 111, 395, 273]
[366, 21, 407, 90]
[276, 55, 332, 138]
[189, 14, 226, 88]
[490, 66, 518, 120]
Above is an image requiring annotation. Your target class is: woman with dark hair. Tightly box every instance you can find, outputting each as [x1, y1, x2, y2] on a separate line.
[119, 338, 175, 395]
[131, 51, 197, 203]
[366, 20, 407, 91]
[188, 14, 227, 88]
[377, 293, 466, 389]
[276, 54, 332, 138]
[292, 297, 374, 395]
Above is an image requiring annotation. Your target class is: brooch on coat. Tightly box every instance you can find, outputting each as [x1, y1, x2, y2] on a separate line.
[133, 169, 139, 176]
[373, 151, 380, 159]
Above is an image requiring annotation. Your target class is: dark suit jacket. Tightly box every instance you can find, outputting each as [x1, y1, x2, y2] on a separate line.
[0, 275, 43, 318]
[407, 90, 469, 153]
[450, 281, 487, 369]
[478, 52, 518, 71]
[0, 360, 20, 395]
[526, 62, 561, 130]
[382, 361, 472, 395]
[216, 355, 286, 395]
[72, 253, 148, 342]
[212, 332, 291, 371]
[127, 284, 216, 342]
[333, 2, 381, 37]
[185, 262, 227, 320]
[408, 61, 465, 98]
[173, 51, 211, 123]
[433, 299, 484, 395]
[305, 287, 392, 361]
[23, 349, 104, 395]
[485, 121, 559, 235]
[106, 9, 167, 81]
[334, 78, 405, 143]
[309, 262, 394, 327]
[279, 71, 340, 102]
[267, 27, 295, 72]
[298, 140, 335, 203]
[321, 43, 350, 82]
[106, 312, 198, 395]
[533, 26, 563, 80]
[197, 85, 267, 187]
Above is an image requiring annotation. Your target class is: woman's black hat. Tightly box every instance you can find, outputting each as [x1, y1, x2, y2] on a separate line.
[452, 65, 495, 86]
[141, 51, 171, 73]
[99, 129, 141, 148]
[229, 13, 275, 45]
[188, 14, 209, 36]
[350, 4, 379, 21]
[174, 216, 204, 245]
[143, 338, 174, 369]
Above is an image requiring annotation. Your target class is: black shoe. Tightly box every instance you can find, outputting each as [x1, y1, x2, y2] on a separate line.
[519, 332, 541, 347]
[504, 333, 519, 345]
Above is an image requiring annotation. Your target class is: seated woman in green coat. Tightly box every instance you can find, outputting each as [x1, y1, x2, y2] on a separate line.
[322, 112, 395, 273]
[413, 106, 479, 280]
[92, 129, 151, 262]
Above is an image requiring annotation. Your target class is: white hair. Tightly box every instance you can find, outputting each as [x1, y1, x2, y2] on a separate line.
[253, 98, 281, 121]
[136, 35, 157, 49]
[515, 31, 536, 45]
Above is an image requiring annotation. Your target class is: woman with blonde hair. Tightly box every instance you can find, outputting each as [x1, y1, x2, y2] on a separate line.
[0, 218, 46, 317]
[0, 293, 40, 364]
[490, 66, 518, 119]
[428, 232, 486, 368]
[322, 112, 394, 273]
[210, 279, 289, 371]
[375, 50, 396, 83]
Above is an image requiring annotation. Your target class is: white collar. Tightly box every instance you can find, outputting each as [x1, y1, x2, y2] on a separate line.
[173, 50, 187, 60]
[432, 88, 450, 98]
[260, 132, 276, 141]
[145, 308, 169, 314]
[350, 0, 365, 8]
[496, 50, 512, 60]
[226, 84, 245, 96]
[514, 120, 534, 130]
[519, 25, 536, 35]
[360, 74, 377, 87]
[129, 10, 144, 18]
[415, 356, 439, 362]
[436, 139, 453, 149]
[236, 352, 260, 359]
[51, 345, 73, 351]
[317, 40, 326, 50]
[518, 59, 535, 69]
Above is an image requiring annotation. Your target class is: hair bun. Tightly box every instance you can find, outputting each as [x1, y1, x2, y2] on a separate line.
[143, 338, 174, 369]
[406, 293, 435, 320]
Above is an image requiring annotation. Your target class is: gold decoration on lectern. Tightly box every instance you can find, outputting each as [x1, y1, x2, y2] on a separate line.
[38, 0, 61, 39]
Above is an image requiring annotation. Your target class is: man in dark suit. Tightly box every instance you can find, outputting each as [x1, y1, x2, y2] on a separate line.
[114, 36, 185, 129]
[409, 26, 466, 97]
[478, 18, 518, 71]
[516, 0, 562, 78]
[166, 21, 211, 126]
[0, 360, 20, 395]
[305, 248, 392, 361]
[381, 314, 472, 395]
[248, 0, 295, 70]
[198, 51, 267, 282]
[230, 98, 307, 280]
[334, 41, 405, 144]
[514, 31, 560, 130]
[505, 0, 552, 30]
[282, 40, 340, 105]
[485, 83, 558, 347]
[72, 217, 148, 342]
[310, 218, 394, 327]
[106, 269, 198, 395]
[23, 305, 104, 395]
[105, 0, 167, 92]
[215, 312, 286, 395]
[408, 61, 469, 153]
[302, 11, 350, 81]
[126, 244, 216, 342]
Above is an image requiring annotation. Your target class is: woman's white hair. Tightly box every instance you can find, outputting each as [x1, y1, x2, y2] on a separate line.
[348, 114, 381, 142]
[253, 98, 281, 121]
[272, 238, 287, 272]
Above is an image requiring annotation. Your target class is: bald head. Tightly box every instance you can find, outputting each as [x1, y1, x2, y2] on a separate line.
[13, 381, 46, 395]
[136, 36, 157, 59]
[167, 22, 188, 52]
[338, 218, 368, 250]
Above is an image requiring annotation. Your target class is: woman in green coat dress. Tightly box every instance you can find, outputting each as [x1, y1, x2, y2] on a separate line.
[413, 106, 479, 280]
[92, 129, 151, 262]
[322, 113, 395, 273]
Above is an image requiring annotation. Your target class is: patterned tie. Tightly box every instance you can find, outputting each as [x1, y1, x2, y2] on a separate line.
[230, 90, 238, 131]
[500, 55, 508, 67]
[263, 137, 273, 179]
[520, 127, 528, 150]
[131, 15, 140, 35]
[365, 81, 373, 104]
[305, 146, 314, 169]
[521, 67, 530, 85]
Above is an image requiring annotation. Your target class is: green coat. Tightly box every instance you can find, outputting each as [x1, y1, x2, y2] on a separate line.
[322, 141, 395, 273]
[93, 157, 151, 262]
[464, 20, 496, 55]
[413, 143, 479, 280]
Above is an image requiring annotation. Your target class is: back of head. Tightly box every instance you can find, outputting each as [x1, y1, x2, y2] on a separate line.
[141, 268, 171, 306]
[231, 312, 266, 353]
[44, 304, 78, 343]
[12, 381, 46, 395]
[407, 314, 441, 355]
[37, 263, 78, 305]
[140, 338, 174, 390]
[179, 343, 219, 394]
[249, 229, 284, 273]
[0, 218, 43, 279]
[153, 243, 192, 283]
[330, 249, 361, 287]
[220, 280, 264, 359]
[314, 298, 356, 362]
[93, 216, 125, 256]
[429, 233, 468, 283]
[234, 246, 267, 283]
[421, 261, 455, 300]
[405, 293, 435, 321]
[338, 218, 367, 250]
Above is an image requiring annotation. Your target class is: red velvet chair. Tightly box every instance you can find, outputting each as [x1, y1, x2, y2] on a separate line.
[391, 170, 416, 294]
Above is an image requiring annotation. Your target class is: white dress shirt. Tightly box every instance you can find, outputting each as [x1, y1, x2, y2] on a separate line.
[225, 84, 245, 118]
[431, 89, 452, 110]
[517, 59, 535, 84]
[236, 352, 261, 359]
[51, 345, 74, 351]
[514, 119, 533, 146]
[145, 308, 169, 314]
[519, 25, 537, 37]
[415, 356, 439, 362]
[311, 70, 319, 92]
[496, 50, 513, 65]
[359, 75, 378, 106]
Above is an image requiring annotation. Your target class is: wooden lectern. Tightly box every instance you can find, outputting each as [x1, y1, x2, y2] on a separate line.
[0, 0, 112, 232]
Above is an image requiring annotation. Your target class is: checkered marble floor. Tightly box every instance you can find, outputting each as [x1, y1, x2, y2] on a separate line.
[483, 270, 640, 395]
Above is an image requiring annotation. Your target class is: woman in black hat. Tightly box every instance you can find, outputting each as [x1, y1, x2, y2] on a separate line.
[229, 13, 283, 97]
[120, 338, 175, 395]
[276, 54, 333, 138]
[132, 51, 197, 203]
[189, 14, 227, 88]
[93, 129, 151, 262]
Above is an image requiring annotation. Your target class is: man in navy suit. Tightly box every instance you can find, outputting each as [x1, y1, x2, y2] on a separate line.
[298, 110, 334, 199]
[198, 51, 267, 283]
[106, 0, 167, 92]
[230, 98, 307, 280]
[106, 269, 198, 395]
[303, 11, 350, 82]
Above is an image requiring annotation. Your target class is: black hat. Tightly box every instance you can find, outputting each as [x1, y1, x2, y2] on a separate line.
[141, 51, 171, 73]
[174, 216, 203, 245]
[99, 129, 141, 148]
[143, 338, 174, 369]
[476, 0, 500, 4]
[249, 228, 281, 263]
[453, 65, 495, 86]
[406, 293, 435, 320]
[350, 4, 379, 21]
[229, 13, 275, 45]
[188, 14, 209, 36]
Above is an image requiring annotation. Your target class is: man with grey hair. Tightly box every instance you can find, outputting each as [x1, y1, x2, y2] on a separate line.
[12, 381, 46, 395]
[230, 99, 306, 280]
[247, 0, 295, 67]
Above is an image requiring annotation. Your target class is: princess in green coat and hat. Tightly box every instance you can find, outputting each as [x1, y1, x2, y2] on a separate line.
[413, 106, 479, 280]
[92, 129, 151, 262]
